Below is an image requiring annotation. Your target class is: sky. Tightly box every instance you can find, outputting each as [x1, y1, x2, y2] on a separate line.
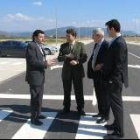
[0, 0, 140, 32]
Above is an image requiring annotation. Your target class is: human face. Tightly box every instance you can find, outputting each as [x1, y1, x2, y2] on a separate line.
[34, 33, 45, 44]
[92, 33, 103, 43]
[106, 26, 115, 38]
[66, 34, 76, 43]
[42, 36, 47, 42]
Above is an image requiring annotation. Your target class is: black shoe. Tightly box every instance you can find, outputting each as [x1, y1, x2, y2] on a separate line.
[78, 110, 86, 116]
[96, 117, 107, 124]
[37, 115, 47, 119]
[104, 131, 124, 139]
[31, 119, 43, 126]
[92, 113, 102, 118]
[60, 108, 70, 114]
[104, 124, 115, 131]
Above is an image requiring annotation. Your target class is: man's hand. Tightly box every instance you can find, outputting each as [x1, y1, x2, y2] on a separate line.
[70, 60, 78, 66]
[46, 59, 56, 67]
[95, 64, 104, 71]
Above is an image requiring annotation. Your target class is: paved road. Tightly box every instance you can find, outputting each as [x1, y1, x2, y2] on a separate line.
[0, 42, 140, 139]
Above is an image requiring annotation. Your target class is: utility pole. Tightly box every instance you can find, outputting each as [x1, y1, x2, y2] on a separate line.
[55, 0, 58, 46]
[79, 27, 81, 41]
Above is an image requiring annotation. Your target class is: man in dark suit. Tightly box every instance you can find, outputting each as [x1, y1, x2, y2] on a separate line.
[58, 28, 87, 115]
[87, 28, 110, 124]
[26, 30, 55, 126]
[102, 20, 128, 139]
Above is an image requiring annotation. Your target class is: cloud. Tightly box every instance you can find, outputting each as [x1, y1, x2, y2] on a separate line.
[3, 13, 33, 22]
[0, 13, 140, 34]
[33, 1, 42, 6]
[0, 13, 56, 31]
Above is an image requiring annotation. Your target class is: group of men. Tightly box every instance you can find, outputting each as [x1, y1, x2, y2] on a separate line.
[25, 19, 128, 139]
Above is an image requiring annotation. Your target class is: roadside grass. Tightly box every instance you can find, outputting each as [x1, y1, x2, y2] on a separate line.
[0, 37, 92, 45]
[1, 37, 139, 44]
[124, 37, 140, 43]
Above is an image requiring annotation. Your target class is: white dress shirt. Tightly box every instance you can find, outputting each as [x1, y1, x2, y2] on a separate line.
[92, 38, 104, 70]
[109, 33, 121, 47]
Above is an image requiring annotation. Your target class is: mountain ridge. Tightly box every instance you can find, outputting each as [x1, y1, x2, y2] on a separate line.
[0, 27, 139, 38]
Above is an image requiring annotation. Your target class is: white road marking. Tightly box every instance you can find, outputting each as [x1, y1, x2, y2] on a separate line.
[0, 69, 25, 72]
[76, 113, 107, 139]
[128, 65, 140, 69]
[0, 62, 9, 65]
[0, 109, 140, 139]
[12, 112, 57, 139]
[50, 65, 63, 70]
[0, 110, 13, 123]
[0, 94, 92, 100]
[0, 94, 140, 102]
[0, 58, 25, 61]
[130, 114, 140, 139]
[0, 59, 26, 83]
[12, 62, 23, 66]
[129, 52, 140, 59]
[92, 88, 97, 106]
[123, 96, 140, 102]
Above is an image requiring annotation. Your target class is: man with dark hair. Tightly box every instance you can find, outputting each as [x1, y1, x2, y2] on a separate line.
[105, 19, 121, 32]
[102, 19, 128, 139]
[66, 28, 77, 37]
[32, 30, 45, 41]
[26, 30, 55, 126]
[58, 28, 87, 115]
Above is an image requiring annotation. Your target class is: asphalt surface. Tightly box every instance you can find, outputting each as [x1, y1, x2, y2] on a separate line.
[0, 42, 140, 139]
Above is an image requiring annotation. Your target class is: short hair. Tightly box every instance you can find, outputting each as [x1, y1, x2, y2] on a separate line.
[66, 28, 77, 37]
[105, 19, 121, 32]
[32, 30, 45, 41]
[92, 28, 105, 36]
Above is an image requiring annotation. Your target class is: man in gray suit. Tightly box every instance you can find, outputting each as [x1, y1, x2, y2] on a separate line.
[87, 28, 110, 124]
[26, 30, 55, 126]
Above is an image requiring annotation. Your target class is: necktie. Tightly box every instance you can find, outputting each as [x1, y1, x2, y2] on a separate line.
[40, 45, 46, 61]
[40, 46, 44, 55]
[92, 43, 100, 70]
[36, 42, 44, 55]
[69, 43, 73, 51]
[36, 42, 46, 61]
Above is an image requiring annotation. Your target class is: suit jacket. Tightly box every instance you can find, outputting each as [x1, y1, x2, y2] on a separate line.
[25, 41, 47, 86]
[87, 40, 109, 79]
[58, 41, 87, 80]
[103, 36, 129, 88]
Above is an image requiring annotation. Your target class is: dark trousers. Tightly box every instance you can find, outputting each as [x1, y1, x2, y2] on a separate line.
[108, 82, 124, 135]
[94, 72, 110, 119]
[63, 78, 84, 111]
[30, 85, 44, 119]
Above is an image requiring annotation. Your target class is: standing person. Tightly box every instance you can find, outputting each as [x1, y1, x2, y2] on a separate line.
[103, 19, 128, 139]
[26, 30, 55, 126]
[87, 28, 110, 124]
[58, 28, 88, 115]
